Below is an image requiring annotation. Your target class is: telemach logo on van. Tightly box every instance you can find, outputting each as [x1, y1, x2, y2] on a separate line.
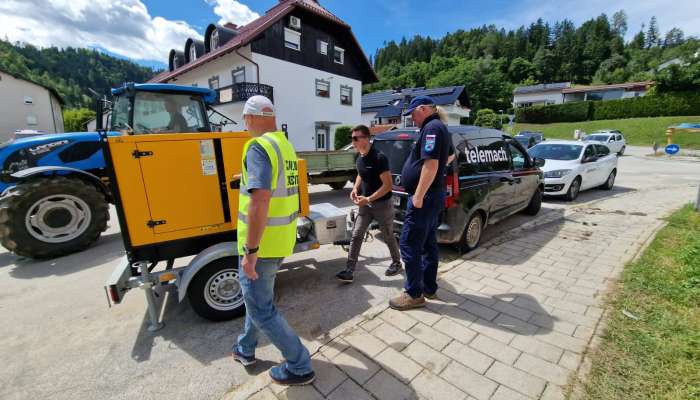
[464, 147, 509, 164]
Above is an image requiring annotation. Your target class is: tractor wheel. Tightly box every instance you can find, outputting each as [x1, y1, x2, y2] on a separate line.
[0, 177, 109, 259]
[187, 256, 246, 321]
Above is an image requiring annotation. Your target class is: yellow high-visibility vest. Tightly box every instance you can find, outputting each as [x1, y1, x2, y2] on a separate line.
[237, 131, 300, 258]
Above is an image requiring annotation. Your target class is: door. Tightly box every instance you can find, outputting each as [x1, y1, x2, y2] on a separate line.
[594, 144, 615, 184]
[315, 125, 329, 151]
[580, 145, 599, 190]
[472, 138, 513, 221]
[508, 142, 538, 209]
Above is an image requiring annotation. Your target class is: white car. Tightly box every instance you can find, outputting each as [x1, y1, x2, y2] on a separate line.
[582, 130, 626, 155]
[528, 140, 618, 201]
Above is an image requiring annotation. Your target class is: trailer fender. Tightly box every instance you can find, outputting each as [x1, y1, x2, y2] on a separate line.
[177, 241, 238, 302]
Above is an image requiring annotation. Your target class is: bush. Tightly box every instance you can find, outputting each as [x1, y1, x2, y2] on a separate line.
[515, 101, 591, 123]
[63, 108, 96, 132]
[591, 91, 700, 120]
[474, 108, 502, 129]
[334, 125, 353, 150]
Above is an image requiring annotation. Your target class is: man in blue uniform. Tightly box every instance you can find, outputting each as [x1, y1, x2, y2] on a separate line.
[390, 96, 451, 310]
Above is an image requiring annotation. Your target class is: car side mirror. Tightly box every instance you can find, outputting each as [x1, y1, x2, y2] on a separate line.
[533, 158, 545, 167]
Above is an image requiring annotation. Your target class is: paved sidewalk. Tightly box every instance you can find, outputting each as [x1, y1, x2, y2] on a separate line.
[224, 184, 697, 400]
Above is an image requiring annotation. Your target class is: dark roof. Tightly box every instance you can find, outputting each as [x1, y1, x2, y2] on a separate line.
[0, 68, 64, 105]
[562, 81, 654, 93]
[362, 86, 469, 113]
[111, 83, 218, 104]
[151, 0, 376, 83]
[375, 105, 402, 118]
[513, 82, 570, 95]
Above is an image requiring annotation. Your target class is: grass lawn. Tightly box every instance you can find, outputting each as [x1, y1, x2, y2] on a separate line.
[513, 116, 700, 150]
[580, 204, 700, 400]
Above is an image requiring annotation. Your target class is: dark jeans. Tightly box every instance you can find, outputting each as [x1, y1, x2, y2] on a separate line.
[400, 191, 445, 298]
[346, 198, 401, 271]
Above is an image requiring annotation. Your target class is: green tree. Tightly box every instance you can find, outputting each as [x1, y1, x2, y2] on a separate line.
[334, 125, 353, 150]
[612, 10, 628, 37]
[646, 17, 660, 48]
[63, 108, 96, 132]
[508, 57, 535, 82]
[474, 108, 502, 129]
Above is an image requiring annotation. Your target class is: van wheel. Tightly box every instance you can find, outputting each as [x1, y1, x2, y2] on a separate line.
[458, 213, 483, 253]
[523, 188, 542, 216]
[329, 181, 346, 190]
[565, 177, 581, 201]
[187, 256, 246, 321]
[599, 170, 616, 190]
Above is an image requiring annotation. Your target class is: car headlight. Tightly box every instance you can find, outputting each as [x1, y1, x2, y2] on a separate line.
[544, 169, 572, 178]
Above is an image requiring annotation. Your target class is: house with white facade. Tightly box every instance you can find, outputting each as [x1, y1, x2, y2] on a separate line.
[361, 86, 470, 128]
[513, 81, 654, 108]
[150, 0, 377, 151]
[0, 69, 64, 142]
[512, 82, 570, 108]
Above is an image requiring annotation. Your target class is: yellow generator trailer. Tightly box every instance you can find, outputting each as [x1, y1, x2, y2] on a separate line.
[102, 83, 350, 331]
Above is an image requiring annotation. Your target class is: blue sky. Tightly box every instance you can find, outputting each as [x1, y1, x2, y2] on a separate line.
[1, 0, 698, 70]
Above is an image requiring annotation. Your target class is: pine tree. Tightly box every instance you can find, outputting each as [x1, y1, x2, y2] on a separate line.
[646, 17, 660, 48]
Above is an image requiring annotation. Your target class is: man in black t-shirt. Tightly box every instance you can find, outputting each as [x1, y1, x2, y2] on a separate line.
[336, 125, 402, 283]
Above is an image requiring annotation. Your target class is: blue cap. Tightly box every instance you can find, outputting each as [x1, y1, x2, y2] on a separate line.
[403, 95, 436, 116]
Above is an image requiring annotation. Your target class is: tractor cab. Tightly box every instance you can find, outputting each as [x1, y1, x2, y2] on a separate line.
[108, 84, 224, 135]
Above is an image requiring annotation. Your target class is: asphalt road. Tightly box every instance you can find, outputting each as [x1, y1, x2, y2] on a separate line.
[0, 147, 698, 400]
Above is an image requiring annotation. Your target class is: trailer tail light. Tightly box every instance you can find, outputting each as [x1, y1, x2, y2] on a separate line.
[445, 172, 459, 208]
[107, 285, 122, 304]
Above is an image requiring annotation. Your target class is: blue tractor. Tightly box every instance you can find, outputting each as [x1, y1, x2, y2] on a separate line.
[0, 83, 223, 258]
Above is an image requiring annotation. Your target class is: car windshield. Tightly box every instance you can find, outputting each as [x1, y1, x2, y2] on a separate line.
[372, 139, 414, 175]
[111, 92, 207, 134]
[529, 144, 582, 160]
[515, 137, 530, 145]
[584, 134, 610, 141]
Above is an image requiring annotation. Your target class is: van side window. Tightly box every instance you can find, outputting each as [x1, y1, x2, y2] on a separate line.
[466, 138, 510, 173]
[584, 145, 596, 158]
[508, 143, 528, 170]
[595, 145, 610, 156]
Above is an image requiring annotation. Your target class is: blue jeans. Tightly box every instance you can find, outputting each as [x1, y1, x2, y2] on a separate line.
[234, 257, 313, 375]
[400, 191, 445, 298]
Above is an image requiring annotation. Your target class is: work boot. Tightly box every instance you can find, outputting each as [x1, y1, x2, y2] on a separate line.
[385, 262, 403, 276]
[336, 269, 354, 283]
[423, 291, 437, 300]
[389, 292, 425, 311]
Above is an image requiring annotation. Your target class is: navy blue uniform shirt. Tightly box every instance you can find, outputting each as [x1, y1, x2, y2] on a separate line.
[400, 113, 451, 195]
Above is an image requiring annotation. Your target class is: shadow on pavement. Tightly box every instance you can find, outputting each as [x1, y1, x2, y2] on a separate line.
[8, 232, 125, 279]
[544, 185, 636, 205]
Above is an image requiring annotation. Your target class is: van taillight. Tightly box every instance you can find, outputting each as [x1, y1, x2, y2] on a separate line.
[445, 173, 459, 208]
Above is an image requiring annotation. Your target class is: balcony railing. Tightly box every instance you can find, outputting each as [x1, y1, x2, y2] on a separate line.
[214, 82, 274, 105]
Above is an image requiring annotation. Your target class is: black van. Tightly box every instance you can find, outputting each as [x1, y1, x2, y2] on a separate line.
[373, 126, 544, 252]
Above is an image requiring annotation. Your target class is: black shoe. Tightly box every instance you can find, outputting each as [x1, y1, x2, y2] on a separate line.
[385, 262, 403, 276]
[269, 364, 315, 386]
[336, 269, 354, 283]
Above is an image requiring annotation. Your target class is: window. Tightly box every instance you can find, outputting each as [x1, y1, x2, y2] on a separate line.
[333, 46, 345, 64]
[316, 126, 327, 150]
[284, 28, 301, 51]
[24, 96, 33, 105]
[210, 29, 219, 50]
[317, 40, 328, 55]
[340, 85, 352, 106]
[232, 67, 245, 84]
[315, 79, 330, 98]
[208, 76, 219, 90]
[117, 92, 207, 134]
[189, 45, 197, 62]
[595, 144, 610, 157]
[509, 143, 527, 170]
[584, 145, 596, 158]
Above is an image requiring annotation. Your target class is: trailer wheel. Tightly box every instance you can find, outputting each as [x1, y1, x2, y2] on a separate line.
[329, 181, 347, 190]
[0, 177, 109, 259]
[187, 256, 246, 321]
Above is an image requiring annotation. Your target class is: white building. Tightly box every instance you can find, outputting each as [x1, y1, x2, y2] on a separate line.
[0, 69, 64, 142]
[150, 0, 377, 151]
[361, 86, 471, 128]
[513, 81, 654, 108]
[512, 82, 570, 108]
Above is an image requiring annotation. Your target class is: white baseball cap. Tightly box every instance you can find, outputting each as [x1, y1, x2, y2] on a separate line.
[242, 95, 275, 117]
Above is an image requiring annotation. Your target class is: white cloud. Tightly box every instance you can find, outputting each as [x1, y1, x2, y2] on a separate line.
[205, 0, 259, 26]
[0, 0, 202, 62]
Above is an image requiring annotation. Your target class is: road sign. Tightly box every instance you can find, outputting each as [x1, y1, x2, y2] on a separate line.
[665, 144, 680, 155]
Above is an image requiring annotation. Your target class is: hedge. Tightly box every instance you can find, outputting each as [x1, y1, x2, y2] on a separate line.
[515, 91, 700, 123]
[334, 125, 353, 150]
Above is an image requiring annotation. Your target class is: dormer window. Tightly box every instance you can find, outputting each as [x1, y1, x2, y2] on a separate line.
[189, 45, 197, 62]
[334, 46, 345, 64]
[173, 58, 182, 69]
[211, 30, 219, 50]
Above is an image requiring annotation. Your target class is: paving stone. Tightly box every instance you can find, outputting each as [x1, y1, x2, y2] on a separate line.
[458, 300, 499, 321]
[433, 288, 467, 305]
[485, 361, 547, 398]
[403, 307, 443, 326]
[558, 350, 581, 371]
[490, 385, 531, 400]
[573, 325, 595, 341]
[479, 277, 513, 291]
[310, 354, 347, 396]
[524, 274, 559, 288]
[360, 317, 383, 332]
[277, 385, 324, 400]
[534, 329, 587, 354]
[327, 378, 374, 400]
[333, 347, 380, 385]
[541, 384, 566, 400]
[469, 319, 516, 344]
[410, 370, 468, 400]
[495, 273, 530, 289]
[490, 300, 534, 322]
[402, 340, 451, 374]
[343, 328, 387, 358]
[408, 323, 452, 351]
[510, 336, 563, 363]
[439, 305, 479, 327]
[512, 296, 552, 315]
[365, 369, 419, 400]
[433, 317, 477, 344]
[493, 313, 539, 336]
[444, 341, 494, 374]
[514, 353, 570, 386]
[371, 322, 414, 351]
[469, 334, 521, 365]
[440, 361, 499, 400]
[528, 283, 566, 299]
[320, 337, 350, 360]
[375, 347, 423, 383]
[379, 308, 419, 332]
[247, 387, 278, 400]
[452, 275, 487, 292]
